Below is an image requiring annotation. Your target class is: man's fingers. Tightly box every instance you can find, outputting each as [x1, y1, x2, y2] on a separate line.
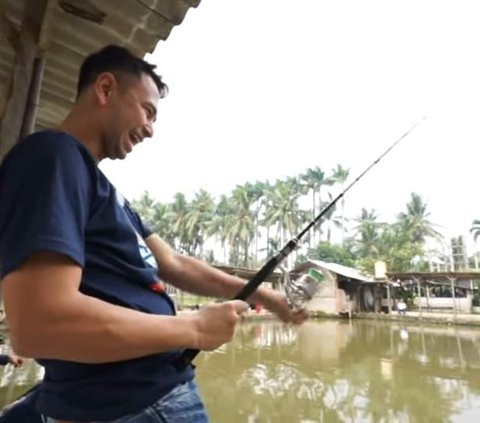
[291, 309, 309, 324]
[229, 300, 249, 315]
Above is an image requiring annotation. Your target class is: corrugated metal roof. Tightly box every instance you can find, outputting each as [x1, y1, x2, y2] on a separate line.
[293, 259, 375, 283]
[0, 0, 201, 131]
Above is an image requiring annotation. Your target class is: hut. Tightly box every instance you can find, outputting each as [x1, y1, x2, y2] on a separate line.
[291, 259, 376, 316]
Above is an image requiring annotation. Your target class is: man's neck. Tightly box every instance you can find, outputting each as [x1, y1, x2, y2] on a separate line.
[58, 112, 102, 163]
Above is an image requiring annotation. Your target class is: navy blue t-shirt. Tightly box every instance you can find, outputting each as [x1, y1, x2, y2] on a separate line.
[0, 131, 194, 420]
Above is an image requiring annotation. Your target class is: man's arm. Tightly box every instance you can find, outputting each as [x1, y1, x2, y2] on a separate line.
[146, 234, 308, 324]
[1, 251, 248, 363]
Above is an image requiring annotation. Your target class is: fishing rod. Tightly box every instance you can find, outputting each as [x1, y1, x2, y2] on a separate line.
[174, 116, 427, 370]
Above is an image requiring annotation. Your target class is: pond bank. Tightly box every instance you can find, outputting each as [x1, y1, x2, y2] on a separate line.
[237, 309, 480, 328]
[353, 310, 480, 328]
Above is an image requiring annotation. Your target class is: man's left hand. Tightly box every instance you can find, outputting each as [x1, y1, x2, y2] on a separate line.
[255, 288, 309, 324]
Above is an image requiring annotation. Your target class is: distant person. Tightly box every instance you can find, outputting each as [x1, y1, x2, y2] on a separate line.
[0, 354, 24, 367]
[397, 299, 407, 315]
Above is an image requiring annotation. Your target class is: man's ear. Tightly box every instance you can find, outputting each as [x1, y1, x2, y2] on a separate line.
[94, 72, 117, 106]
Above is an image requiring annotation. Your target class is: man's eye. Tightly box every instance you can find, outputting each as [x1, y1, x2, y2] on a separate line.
[148, 110, 157, 122]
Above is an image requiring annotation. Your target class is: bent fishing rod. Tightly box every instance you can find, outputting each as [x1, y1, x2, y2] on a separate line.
[174, 116, 427, 370]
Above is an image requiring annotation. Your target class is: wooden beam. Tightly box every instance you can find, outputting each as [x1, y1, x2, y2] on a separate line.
[0, 0, 52, 160]
[19, 55, 46, 138]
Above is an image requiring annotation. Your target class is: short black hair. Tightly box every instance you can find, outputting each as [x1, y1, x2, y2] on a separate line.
[76, 45, 168, 99]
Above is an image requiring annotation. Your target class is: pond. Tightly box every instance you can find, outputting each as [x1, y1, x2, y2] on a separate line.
[2, 319, 480, 422]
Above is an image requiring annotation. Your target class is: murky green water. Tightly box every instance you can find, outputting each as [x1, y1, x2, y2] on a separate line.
[2, 319, 480, 422]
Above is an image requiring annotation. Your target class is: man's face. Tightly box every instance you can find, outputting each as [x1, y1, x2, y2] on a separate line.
[102, 73, 160, 161]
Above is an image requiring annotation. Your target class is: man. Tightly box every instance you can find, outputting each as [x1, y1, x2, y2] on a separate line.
[0, 45, 307, 422]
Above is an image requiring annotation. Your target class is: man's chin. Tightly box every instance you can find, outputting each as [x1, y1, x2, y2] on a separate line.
[107, 150, 127, 161]
[117, 145, 131, 160]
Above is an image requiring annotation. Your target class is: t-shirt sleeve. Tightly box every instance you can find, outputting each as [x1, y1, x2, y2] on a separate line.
[0, 134, 92, 277]
[0, 355, 9, 365]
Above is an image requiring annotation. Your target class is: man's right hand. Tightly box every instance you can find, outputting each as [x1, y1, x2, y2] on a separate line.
[192, 300, 249, 351]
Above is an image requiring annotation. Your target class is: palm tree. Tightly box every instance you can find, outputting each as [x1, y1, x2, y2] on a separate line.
[470, 219, 480, 242]
[207, 194, 235, 264]
[319, 195, 343, 243]
[228, 185, 257, 267]
[170, 192, 190, 253]
[352, 208, 383, 258]
[263, 180, 304, 268]
[300, 167, 334, 246]
[184, 189, 215, 257]
[150, 202, 175, 245]
[331, 164, 350, 244]
[397, 192, 442, 244]
[244, 180, 269, 263]
[131, 191, 157, 225]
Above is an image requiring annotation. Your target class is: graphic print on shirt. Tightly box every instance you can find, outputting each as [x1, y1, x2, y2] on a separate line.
[115, 189, 158, 271]
[135, 231, 158, 270]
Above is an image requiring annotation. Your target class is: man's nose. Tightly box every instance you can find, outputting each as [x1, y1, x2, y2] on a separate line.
[142, 123, 154, 139]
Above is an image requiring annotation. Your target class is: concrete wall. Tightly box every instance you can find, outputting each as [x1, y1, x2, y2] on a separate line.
[414, 296, 472, 312]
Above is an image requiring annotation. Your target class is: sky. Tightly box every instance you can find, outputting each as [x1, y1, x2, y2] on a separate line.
[100, 0, 480, 254]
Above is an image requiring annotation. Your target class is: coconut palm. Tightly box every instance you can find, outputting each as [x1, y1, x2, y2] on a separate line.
[470, 219, 480, 242]
[184, 189, 215, 257]
[300, 167, 334, 246]
[244, 180, 270, 263]
[207, 194, 235, 264]
[352, 208, 383, 257]
[397, 192, 442, 244]
[131, 191, 157, 224]
[263, 180, 304, 268]
[170, 192, 190, 253]
[228, 185, 257, 267]
[149, 202, 175, 245]
[331, 164, 350, 244]
[319, 195, 343, 243]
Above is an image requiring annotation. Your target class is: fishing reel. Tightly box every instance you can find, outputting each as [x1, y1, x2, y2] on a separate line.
[283, 268, 324, 311]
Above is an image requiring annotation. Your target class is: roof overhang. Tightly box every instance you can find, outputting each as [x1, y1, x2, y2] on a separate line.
[0, 0, 201, 154]
[387, 271, 480, 281]
[293, 259, 375, 283]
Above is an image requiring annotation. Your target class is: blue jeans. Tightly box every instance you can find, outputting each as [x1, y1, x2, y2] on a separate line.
[45, 381, 210, 423]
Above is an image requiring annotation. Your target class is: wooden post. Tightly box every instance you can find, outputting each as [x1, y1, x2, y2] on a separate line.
[449, 276, 457, 319]
[415, 277, 422, 318]
[386, 280, 392, 314]
[425, 280, 431, 312]
[0, 0, 48, 161]
[20, 55, 46, 139]
[374, 283, 380, 314]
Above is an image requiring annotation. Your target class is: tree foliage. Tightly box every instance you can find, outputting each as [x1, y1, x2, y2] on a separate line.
[131, 166, 445, 275]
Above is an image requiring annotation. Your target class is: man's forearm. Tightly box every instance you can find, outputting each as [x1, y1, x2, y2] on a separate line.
[146, 234, 275, 305]
[8, 292, 199, 363]
[162, 255, 272, 305]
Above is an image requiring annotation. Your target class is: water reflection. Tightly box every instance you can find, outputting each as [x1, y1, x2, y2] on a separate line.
[0, 344, 43, 409]
[1, 321, 480, 422]
[195, 320, 480, 423]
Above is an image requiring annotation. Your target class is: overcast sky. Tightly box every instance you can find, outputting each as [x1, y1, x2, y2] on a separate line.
[101, 0, 480, 253]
